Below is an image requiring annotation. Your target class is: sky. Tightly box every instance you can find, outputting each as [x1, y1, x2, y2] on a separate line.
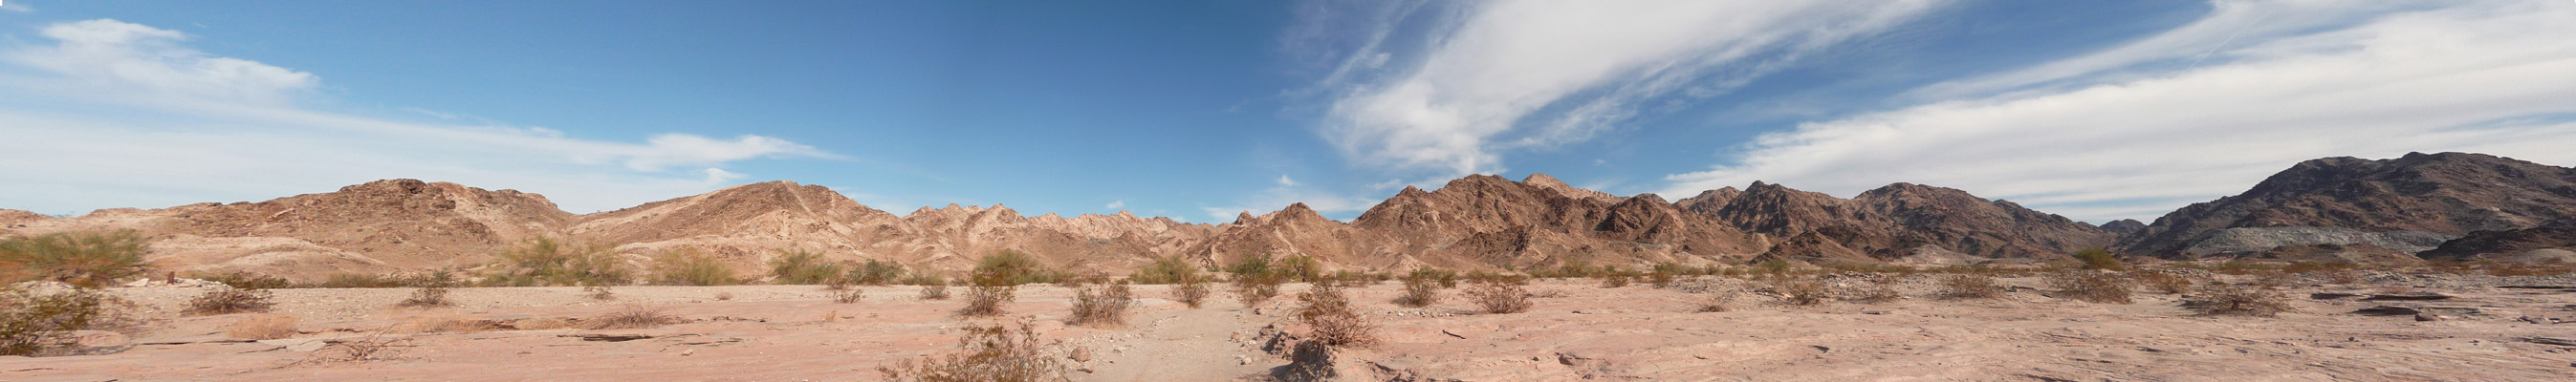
[3, 1, 2573, 225]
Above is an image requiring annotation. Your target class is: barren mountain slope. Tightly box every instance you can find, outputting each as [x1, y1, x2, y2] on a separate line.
[1, 180, 572, 280]
[2120, 152, 2576, 257]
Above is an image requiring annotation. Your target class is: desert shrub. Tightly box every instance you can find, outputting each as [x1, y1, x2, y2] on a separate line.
[1231, 273, 1283, 308]
[971, 250, 1059, 286]
[1128, 255, 1202, 285]
[1770, 276, 1829, 306]
[1648, 268, 1678, 288]
[306, 273, 406, 288]
[832, 286, 864, 304]
[2183, 283, 2293, 317]
[299, 333, 412, 365]
[1600, 271, 1633, 288]
[1067, 283, 1135, 329]
[1393, 273, 1439, 308]
[903, 273, 950, 286]
[649, 248, 739, 286]
[714, 291, 735, 301]
[1461, 270, 1526, 286]
[397, 270, 458, 308]
[769, 249, 845, 285]
[1225, 253, 1276, 280]
[1936, 274, 2002, 299]
[1171, 274, 1211, 308]
[1295, 282, 1376, 348]
[487, 237, 628, 286]
[184, 286, 275, 315]
[2074, 248, 2125, 271]
[1845, 282, 1901, 304]
[1541, 259, 1598, 279]
[1408, 266, 1458, 288]
[1694, 291, 1736, 312]
[1275, 255, 1322, 283]
[1465, 280, 1532, 314]
[1, 287, 141, 356]
[226, 314, 298, 340]
[0, 230, 151, 286]
[848, 259, 908, 286]
[877, 319, 1066, 382]
[585, 304, 683, 329]
[920, 284, 951, 300]
[2135, 271, 2194, 294]
[1756, 259, 1797, 275]
[958, 286, 1015, 317]
[2046, 270, 2133, 304]
[198, 271, 291, 289]
[584, 286, 617, 301]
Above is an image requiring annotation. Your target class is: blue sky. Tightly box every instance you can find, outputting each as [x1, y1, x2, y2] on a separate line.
[5, 1, 2574, 224]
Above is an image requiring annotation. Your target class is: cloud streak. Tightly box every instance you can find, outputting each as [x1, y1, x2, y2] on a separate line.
[1303, 0, 1946, 177]
[0, 19, 836, 214]
[1663, 0, 2576, 223]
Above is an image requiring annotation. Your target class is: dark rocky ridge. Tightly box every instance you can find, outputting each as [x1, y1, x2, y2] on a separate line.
[2119, 152, 2576, 258]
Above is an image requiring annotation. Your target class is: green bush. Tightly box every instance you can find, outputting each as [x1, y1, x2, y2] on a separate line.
[847, 259, 907, 286]
[1, 287, 140, 355]
[1296, 282, 1376, 348]
[1408, 266, 1457, 288]
[195, 271, 291, 289]
[1067, 283, 1135, 328]
[649, 248, 738, 286]
[0, 230, 152, 286]
[877, 319, 1067, 382]
[486, 237, 629, 286]
[769, 249, 844, 285]
[971, 250, 1056, 286]
[2074, 248, 2125, 271]
[1127, 255, 1202, 285]
[183, 286, 274, 315]
[301, 273, 408, 288]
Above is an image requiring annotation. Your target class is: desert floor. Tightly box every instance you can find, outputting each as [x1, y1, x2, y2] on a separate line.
[7, 273, 2576, 381]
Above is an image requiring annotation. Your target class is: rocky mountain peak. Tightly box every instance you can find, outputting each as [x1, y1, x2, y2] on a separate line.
[2120, 152, 2576, 256]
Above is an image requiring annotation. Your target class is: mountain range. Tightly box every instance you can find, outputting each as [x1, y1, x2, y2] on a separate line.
[4, 152, 2569, 281]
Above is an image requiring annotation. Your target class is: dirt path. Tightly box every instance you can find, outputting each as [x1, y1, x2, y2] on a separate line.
[1074, 300, 1281, 381]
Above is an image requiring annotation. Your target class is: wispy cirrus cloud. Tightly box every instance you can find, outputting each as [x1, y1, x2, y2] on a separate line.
[1297, 0, 1948, 178]
[0, 19, 836, 214]
[1663, 0, 2576, 223]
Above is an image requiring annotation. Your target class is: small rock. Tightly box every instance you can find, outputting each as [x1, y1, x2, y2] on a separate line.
[680, 349, 694, 356]
[1069, 347, 1092, 362]
[1237, 355, 1254, 365]
[2415, 313, 2444, 322]
[2523, 337, 2576, 347]
[2308, 292, 2362, 300]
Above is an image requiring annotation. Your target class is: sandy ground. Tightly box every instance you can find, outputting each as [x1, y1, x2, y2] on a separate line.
[6, 273, 2575, 381]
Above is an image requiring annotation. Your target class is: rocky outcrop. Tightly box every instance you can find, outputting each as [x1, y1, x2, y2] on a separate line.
[2120, 152, 2576, 257]
[2100, 220, 2147, 235]
[1673, 181, 2110, 263]
[2418, 220, 2576, 263]
[1, 180, 572, 280]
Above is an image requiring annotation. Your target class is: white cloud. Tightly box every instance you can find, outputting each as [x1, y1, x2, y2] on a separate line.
[0, 19, 836, 214]
[1104, 200, 1126, 209]
[1661, 0, 2576, 223]
[1, 3, 34, 13]
[8, 19, 317, 105]
[1305, 0, 1946, 177]
[1201, 176, 1378, 223]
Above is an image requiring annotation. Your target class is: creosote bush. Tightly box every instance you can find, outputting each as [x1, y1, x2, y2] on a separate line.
[769, 249, 844, 285]
[198, 271, 292, 289]
[2, 287, 142, 356]
[832, 286, 864, 304]
[398, 270, 458, 308]
[1936, 274, 2002, 299]
[583, 286, 617, 301]
[1464, 279, 1532, 314]
[1295, 282, 1377, 348]
[1393, 273, 1439, 308]
[959, 285, 1014, 317]
[2183, 283, 2293, 317]
[920, 284, 952, 301]
[1408, 266, 1458, 288]
[877, 319, 1067, 382]
[1845, 282, 1901, 304]
[1694, 291, 1736, 312]
[1067, 283, 1135, 328]
[1600, 271, 1632, 288]
[487, 237, 628, 286]
[2046, 270, 2133, 304]
[0, 230, 152, 286]
[184, 286, 275, 315]
[1770, 276, 1830, 306]
[2136, 271, 2195, 294]
[972, 250, 1059, 286]
[2074, 247, 2126, 271]
[1171, 274, 1211, 308]
[1127, 255, 1203, 285]
[650, 248, 738, 286]
[585, 304, 684, 329]
[849, 259, 908, 286]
